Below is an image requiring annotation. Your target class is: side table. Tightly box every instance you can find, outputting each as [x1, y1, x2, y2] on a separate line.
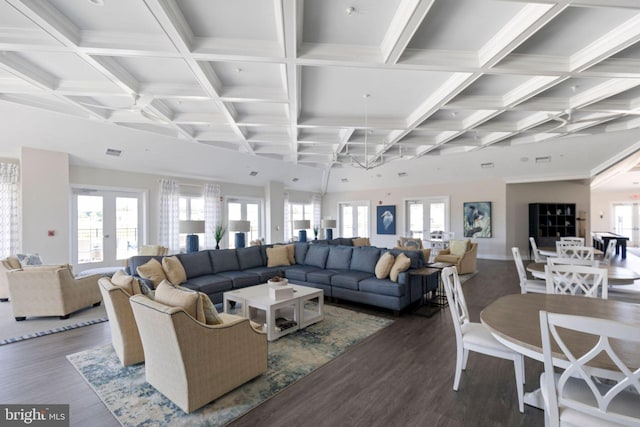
[425, 262, 455, 309]
[409, 267, 441, 317]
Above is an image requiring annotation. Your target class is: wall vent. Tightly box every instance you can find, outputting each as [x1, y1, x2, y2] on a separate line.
[249, 171, 258, 176]
[105, 148, 122, 157]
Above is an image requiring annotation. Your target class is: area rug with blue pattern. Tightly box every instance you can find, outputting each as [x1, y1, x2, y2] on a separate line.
[66, 304, 394, 426]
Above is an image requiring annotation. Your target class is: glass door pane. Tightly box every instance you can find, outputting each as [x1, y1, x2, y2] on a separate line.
[341, 205, 353, 237]
[429, 202, 445, 233]
[247, 203, 259, 242]
[357, 206, 369, 237]
[77, 195, 104, 264]
[116, 197, 139, 260]
[408, 203, 423, 238]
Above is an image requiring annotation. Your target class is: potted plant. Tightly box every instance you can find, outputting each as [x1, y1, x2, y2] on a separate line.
[215, 224, 226, 249]
[313, 226, 319, 240]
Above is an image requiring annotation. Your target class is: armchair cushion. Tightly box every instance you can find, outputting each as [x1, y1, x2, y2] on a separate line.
[352, 237, 370, 246]
[162, 256, 187, 285]
[155, 281, 204, 321]
[397, 237, 423, 249]
[136, 258, 166, 288]
[449, 240, 470, 256]
[6, 256, 21, 270]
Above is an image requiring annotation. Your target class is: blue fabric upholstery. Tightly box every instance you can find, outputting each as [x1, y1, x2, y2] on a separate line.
[350, 246, 381, 273]
[236, 246, 264, 270]
[306, 269, 339, 285]
[218, 270, 261, 289]
[177, 251, 214, 278]
[294, 243, 309, 264]
[359, 277, 404, 297]
[331, 271, 373, 290]
[388, 248, 425, 269]
[210, 249, 240, 273]
[304, 245, 330, 268]
[285, 265, 323, 282]
[242, 266, 286, 283]
[326, 246, 353, 270]
[181, 274, 233, 303]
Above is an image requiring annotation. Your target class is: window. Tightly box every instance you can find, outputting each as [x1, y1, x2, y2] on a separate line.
[405, 197, 449, 239]
[339, 201, 369, 237]
[288, 202, 313, 238]
[179, 195, 204, 252]
[227, 198, 262, 248]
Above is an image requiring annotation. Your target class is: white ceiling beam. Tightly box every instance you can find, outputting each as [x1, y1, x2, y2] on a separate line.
[6, 0, 81, 46]
[280, 0, 300, 163]
[381, 0, 435, 65]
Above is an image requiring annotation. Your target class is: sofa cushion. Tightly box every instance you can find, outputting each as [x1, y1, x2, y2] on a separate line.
[326, 246, 353, 270]
[350, 246, 382, 273]
[162, 256, 187, 285]
[136, 258, 167, 288]
[111, 270, 142, 295]
[155, 281, 204, 321]
[375, 251, 395, 280]
[266, 246, 291, 267]
[219, 270, 261, 289]
[285, 265, 323, 282]
[389, 249, 425, 269]
[306, 269, 339, 286]
[181, 274, 233, 296]
[304, 245, 330, 269]
[236, 246, 264, 270]
[275, 244, 295, 264]
[329, 237, 353, 246]
[178, 251, 214, 278]
[294, 243, 309, 265]
[359, 277, 405, 297]
[450, 240, 470, 256]
[210, 249, 240, 273]
[243, 266, 287, 283]
[331, 271, 373, 290]
[390, 253, 411, 282]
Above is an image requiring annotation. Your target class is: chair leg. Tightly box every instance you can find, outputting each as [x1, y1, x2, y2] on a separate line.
[60, 314, 70, 320]
[513, 355, 525, 413]
[0, 298, 8, 302]
[93, 301, 101, 307]
[462, 348, 469, 370]
[15, 316, 26, 321]
[453, 345, 464, 391]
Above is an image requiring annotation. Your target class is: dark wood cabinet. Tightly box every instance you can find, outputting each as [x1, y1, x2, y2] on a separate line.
[529, 203, 577, 247]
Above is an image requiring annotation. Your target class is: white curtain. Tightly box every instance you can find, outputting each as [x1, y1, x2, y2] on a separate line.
[0, 163, 19, 257]
[158, 178, 180, 254]
[312, 193, 322, 238]
[204, 183, 222, 249]
[284, 192, 291, 242]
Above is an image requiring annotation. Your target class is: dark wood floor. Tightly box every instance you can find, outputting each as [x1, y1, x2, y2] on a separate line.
[3, 254, 637, 426]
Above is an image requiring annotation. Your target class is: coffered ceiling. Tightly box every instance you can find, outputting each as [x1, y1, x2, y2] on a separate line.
[1, 0, 640, 193]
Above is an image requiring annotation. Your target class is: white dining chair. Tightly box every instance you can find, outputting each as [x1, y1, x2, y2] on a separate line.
[544, 264, 608, 298]
[441, 266, 525, 413]
[556, 245, 595, 262]
[529, 237, 555, 262]
[599, 239, 617, 266]
[546, 257, 599, 267]
[539, 311, 640, 427]
[512, 247, 546, 294]
[559, 236, 584, 245]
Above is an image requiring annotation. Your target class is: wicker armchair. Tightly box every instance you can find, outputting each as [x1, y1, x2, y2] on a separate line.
[98, 277, 144, 366]
[7, 266, 101, 320]
[129, 294, 268, 413]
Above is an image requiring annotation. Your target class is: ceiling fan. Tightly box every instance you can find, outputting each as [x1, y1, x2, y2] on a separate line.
[547, 108, 640, 131]
[78, 94, 166, 123]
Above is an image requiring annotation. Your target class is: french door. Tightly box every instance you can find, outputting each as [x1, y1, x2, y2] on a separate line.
[404, 197, 450, 239]
[613, 202, 639, 246]
[71, 188, 145, 270]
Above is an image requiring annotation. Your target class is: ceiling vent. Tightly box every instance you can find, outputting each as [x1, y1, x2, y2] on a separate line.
[481, 162, 494, 169]
[291, 177, 299, 182]
[105, 148, 122, 157]
[535, 156, 551, 163]
[398, 172, 408, 177]
[249, 171, 258, 176]
[341, 178, 349, 183]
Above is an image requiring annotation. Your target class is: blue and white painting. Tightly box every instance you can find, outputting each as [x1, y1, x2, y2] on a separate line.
[463, 201, 491, 238]
[377, 205, 396, 235]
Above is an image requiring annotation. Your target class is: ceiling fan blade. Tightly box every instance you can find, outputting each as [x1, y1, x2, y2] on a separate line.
[139, 109, 167, 123]
[78, 101, 119, 110]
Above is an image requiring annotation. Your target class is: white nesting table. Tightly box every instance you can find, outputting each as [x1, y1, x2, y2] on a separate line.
[223, 283, 324, 341]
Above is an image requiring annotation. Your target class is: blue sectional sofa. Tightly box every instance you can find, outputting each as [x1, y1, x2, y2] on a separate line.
[127, 242, 432, 313]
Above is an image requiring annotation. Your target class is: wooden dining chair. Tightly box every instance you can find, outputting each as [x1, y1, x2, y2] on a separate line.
[512, 247, 546, 294]
[539, 311, 640, 426]
[441, 266, 525, 413]
[544, 264, 608, 298]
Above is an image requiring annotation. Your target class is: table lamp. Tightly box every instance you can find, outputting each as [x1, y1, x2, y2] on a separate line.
[229, 220, 251, 248]
[293, 219, 311, 242]
[180, 220, 205, 253]
[321, 219, 337, 240]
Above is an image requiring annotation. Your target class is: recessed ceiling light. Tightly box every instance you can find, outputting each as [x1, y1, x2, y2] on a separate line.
[535, 156, 551, 163]
[249, 171, 258, 176]
[481, 162, 494, 168]
[346, 6, 355, 15]
[105, 148, 122, 157]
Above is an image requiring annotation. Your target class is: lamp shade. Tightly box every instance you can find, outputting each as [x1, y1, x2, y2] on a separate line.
[293, 220, 311, 230]
[179, 220, 205, 234]
[229, 220, 251, 232]
[321, 219, 337, 228]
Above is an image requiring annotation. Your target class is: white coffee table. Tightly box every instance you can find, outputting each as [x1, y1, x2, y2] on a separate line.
[223, 283, 324, 341]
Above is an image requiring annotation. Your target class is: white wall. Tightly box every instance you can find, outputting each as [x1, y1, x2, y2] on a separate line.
[322, 179, 507, 259]
[21, 147, 70, 264]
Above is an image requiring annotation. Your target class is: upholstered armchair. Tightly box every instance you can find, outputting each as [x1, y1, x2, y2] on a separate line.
[98, 277, 144, 366]
[0, 256, 22, 301]
[396, 237, 431, 263]
[434, 240, 478, 274]
[129, 294, 268, 413]
[7, 266, 102, 320]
